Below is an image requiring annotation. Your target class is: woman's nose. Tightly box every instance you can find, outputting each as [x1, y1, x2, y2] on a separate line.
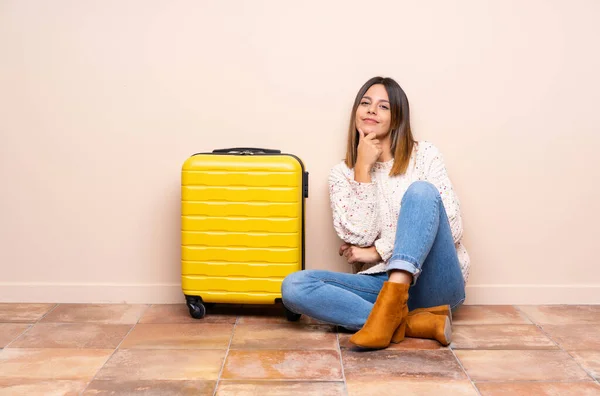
[368, 104, 377, 114]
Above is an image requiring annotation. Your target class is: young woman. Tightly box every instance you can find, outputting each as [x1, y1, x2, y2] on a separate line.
[281, 76, 470, 350]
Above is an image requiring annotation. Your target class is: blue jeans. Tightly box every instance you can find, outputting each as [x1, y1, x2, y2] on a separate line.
[281, 181, 465, 330]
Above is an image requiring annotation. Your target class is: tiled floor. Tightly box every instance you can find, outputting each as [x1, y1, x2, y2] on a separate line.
[0, 303, 599, 395]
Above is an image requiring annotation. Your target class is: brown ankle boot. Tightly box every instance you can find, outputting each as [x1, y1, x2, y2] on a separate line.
[405, 311, 452, 346]
[408, 304, 452, 324]
[349, 281, 409, 349]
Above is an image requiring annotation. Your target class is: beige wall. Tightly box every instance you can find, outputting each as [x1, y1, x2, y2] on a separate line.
[1, 0, 599, 304]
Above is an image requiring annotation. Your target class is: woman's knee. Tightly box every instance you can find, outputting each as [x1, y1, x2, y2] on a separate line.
[403, 181, 439, 203]
[281, 270, 315, 309]
[281, 271, 304, 297]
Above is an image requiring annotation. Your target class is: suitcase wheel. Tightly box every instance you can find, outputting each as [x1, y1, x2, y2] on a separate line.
[284, 305, 302, 322]
[185, 296, 206, 319]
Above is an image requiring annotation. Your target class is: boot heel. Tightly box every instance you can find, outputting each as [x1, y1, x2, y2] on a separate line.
[405, 312, 453, 346]
[390, 320, 406, 343]
[440, 316, 452, 346]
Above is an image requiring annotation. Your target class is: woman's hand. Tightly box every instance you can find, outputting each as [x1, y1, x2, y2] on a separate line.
[339, 243, 382, 265]
[355, 128, 382, 171]
[354, 129, 382, 183]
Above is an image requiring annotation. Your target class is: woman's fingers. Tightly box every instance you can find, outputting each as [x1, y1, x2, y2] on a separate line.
[344, 247, 354, 262]
[345, 246, 359, 264]
[339, 243, 351, 256]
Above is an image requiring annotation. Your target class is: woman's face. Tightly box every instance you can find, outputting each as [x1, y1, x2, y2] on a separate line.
[354, 84, 392, 138]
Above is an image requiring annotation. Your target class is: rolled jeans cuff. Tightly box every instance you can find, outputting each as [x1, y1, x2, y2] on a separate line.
[387, 257, 422, 286]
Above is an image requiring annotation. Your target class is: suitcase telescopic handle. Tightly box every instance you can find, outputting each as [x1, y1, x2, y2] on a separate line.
[212, 147, 281, 155]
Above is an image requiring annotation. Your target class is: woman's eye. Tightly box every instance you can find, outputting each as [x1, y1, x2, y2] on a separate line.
[380, 105, 389, 110]
[360, 101, 370, 106]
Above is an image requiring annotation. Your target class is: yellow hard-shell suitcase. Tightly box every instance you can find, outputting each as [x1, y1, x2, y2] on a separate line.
[181, 147, 308, 320]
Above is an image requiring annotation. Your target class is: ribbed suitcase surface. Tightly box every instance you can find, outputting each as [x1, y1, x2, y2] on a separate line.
[181, 149, 307, 306]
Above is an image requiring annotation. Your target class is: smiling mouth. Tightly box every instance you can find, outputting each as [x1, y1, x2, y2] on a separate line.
[363, 118, 378, 124]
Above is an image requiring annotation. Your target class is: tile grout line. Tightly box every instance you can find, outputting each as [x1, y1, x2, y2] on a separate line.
[3, 303, 60, 349]
[449, 344, 482, 396]
[3, 325, 34, 349]
[514, 305, 599, 383]
[451, 301, 498, 395]
[38, 303, 60, 322]
[213, 314, 238, 396]
[335, 330, 349, 396]
[78, 303, 151, 396]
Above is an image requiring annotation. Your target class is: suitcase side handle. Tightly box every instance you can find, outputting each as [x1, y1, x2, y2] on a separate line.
[212, 147, 281, 155]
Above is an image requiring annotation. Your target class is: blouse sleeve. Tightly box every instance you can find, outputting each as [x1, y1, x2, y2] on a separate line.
[328, 164, 379, 247]
[374, 234, 394, 263]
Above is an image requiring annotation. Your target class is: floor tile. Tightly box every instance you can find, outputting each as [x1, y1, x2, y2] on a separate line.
[452, 305, 531, 325]
[346, 379, 478, 396]
[231, 324, 337, 350]
[8, 323, 131, 349]
[139, 304, 237, 324]
[42, 304, 148, 324]
[518, 305, 600, 325]
[339, 333, 446, 350]
[222, 350, 342, 380]
[0, 324, 30, 348]
[95, 349, 225, 380]
[542, 325, 600, 350]
[454, 350, 592, 381]
[571, 351, 600, 380]
[216, 381, 346, 396]
[451, 324, 557, 350]
[120, 323, 232, 349]
[342, 350, 466, 380]
[0, 348, 113, 380]
[0, 304, 55, 323]
[83, 380, 216, 395]
[476, 381, 600, 396]
[0, 379, 88, 396]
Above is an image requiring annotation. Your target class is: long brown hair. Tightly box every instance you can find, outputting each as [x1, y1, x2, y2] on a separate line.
[344, 76, 416, 176]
